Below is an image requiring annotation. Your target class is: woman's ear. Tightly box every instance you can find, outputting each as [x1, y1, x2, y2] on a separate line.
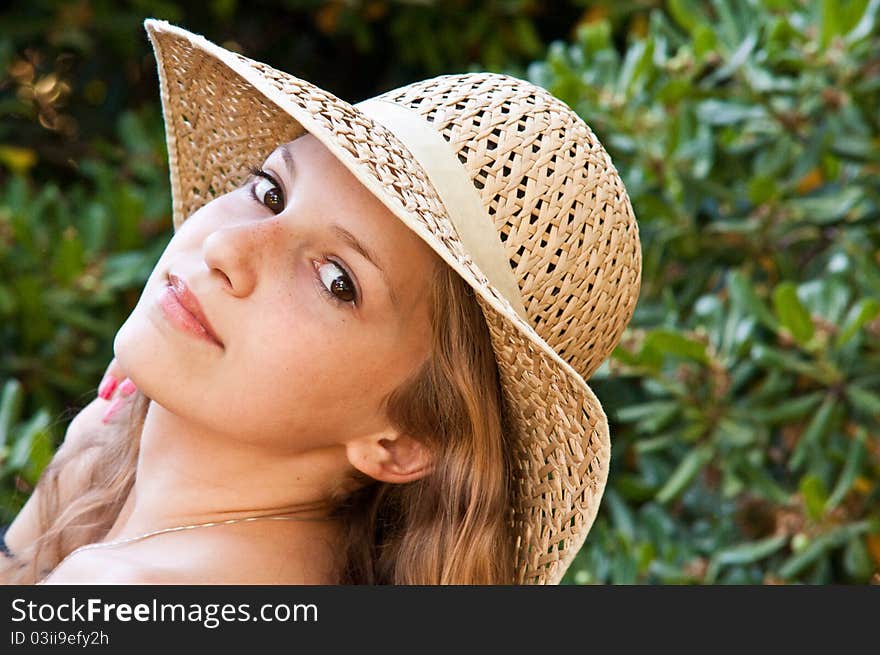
[345, 430, 433, 484]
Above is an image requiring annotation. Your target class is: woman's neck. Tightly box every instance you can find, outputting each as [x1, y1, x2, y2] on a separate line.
[105, 399, 345, 542]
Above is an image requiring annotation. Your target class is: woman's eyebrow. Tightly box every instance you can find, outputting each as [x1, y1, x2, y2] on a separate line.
[279, 143, 296, 179]
[331, 223, 399, 310]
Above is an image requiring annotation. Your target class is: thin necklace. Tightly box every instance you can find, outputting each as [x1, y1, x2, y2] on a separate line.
[36, 511, 333, 585]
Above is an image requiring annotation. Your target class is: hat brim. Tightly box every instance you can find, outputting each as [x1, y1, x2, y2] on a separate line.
[144, 18, 611, 585]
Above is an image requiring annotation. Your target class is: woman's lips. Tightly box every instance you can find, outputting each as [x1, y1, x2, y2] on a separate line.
[158, 276, 224, 348]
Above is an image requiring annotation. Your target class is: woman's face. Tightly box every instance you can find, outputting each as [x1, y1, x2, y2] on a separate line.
[114, 133, 438, 455]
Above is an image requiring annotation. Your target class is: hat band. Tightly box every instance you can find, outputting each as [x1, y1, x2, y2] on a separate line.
[354, 98, 528, 322]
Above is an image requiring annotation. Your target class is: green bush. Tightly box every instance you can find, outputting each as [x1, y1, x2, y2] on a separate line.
[0, 106, 170, 514]
[530, 0, 880, 583]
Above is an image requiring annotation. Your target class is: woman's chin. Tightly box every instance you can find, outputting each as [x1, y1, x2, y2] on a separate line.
[112, 315, 171, 385]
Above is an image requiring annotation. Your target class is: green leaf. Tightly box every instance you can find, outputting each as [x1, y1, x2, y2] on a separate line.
[643, 329, 710, 365]
[797, 276, 852, 326]
[656, 444, 713, 504]
[829, 134, 880, 162]
[821, 0, 845, 48]
[789, 187, 865, 224]
[835, 298, 880, 348]
[721, 469, 744, 497]
[739, 459, 791, 504]
[617, 37, 654, 97]
[845, 0, 880, 44]
[777, 523, 872, 579]
[716, 417, 757, 447]
[845, 385, 880, 420]
[705, 534, 789, 583]
[7, 408, 52, 482]
[656, 76, 694, 104]
[610, 342, 641, 366]
[22, 421, 54, 484]
[750, 344, 823, 380]
[772, 282, 815, 345]
[13, 275, 52, 346]
[747, 175, 777, 205]
[78, 202, 110, 256]
[0, 379, 24, 449]
[114, 184, 146, 250]
[51, 227, 86, 285]
[667, 0, 704, 34]
[633, 432, 678, 455]
[46, 305, 116, 336]
[102, 251, 154, 290]
[843, 535, 874, 580]
[692, 24, 718, 59]
[789, 395, 837, 472]
[728, 271, 778, 331]
[747, 392, 824, 423]
[0, 284, 16, 318]
[766, 13, 804, 58]
[695, 99, 767, 125]
[616, 400, 680, 433]
[826, 429, 867, 511]
[616, 474, 658, 502]
[615, 400, 678, 423]
[604, 488, 635, 542]
[611, 547, 639, 584]
[703, 31, 759, 85]
[576, 19, 613, 57]
[800, 474, 829, 521]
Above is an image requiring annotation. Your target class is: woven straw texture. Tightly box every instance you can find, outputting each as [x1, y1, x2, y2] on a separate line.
[145, 19, 641, 584]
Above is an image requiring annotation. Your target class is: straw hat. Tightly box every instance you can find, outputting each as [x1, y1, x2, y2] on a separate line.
[143, 18, 641, 584]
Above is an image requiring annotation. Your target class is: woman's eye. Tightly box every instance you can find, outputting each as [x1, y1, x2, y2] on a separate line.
[249, 169, 285, 214]
[316, 260, 358, 305]
[254, 177, 284, 214]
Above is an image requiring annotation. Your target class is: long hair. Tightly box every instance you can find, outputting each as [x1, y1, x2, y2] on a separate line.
[1, 259, 516, 584]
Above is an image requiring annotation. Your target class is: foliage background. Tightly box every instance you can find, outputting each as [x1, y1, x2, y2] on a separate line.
[1, 0, 878, 583]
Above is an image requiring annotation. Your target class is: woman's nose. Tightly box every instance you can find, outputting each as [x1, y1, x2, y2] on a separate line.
[202, 218, 285, 297]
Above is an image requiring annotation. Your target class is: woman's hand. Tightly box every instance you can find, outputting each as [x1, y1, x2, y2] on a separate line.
[96, 358, 138, 424]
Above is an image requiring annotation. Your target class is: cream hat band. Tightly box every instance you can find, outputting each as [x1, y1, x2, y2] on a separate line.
[356, 98, 528, 321]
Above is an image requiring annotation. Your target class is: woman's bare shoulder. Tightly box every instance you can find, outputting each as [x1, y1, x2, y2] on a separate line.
[38, 544, 272, 585]
[40, 529, 339, 585]
[39, 548, 189, 585]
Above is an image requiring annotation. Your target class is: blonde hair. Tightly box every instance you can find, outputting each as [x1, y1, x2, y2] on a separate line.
[1, 260, 516, 584]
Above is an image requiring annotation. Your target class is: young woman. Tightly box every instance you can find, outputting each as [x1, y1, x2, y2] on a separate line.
[1, 19, 642, 585]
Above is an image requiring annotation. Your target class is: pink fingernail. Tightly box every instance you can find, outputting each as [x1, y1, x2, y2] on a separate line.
[101, 397, 125, 424]
[98, 374, 118, 400]
[118, 378, 137, 397]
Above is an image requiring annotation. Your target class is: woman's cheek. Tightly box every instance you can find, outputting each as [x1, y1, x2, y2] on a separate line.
[259, 268, 330, 357]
